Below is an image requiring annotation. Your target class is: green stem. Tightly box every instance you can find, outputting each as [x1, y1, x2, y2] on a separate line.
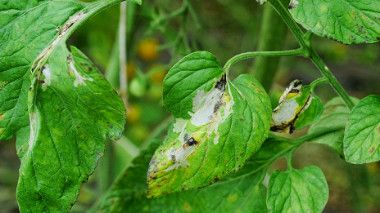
[267, 0, 309, 50]
[98, 0, 129, 195]
[267, 0, 355, 109]
[223, 48, 305, 74]
[119, 2, 128, 106]
[253, 0, 289, 91]
[308, 49, 355, 109]
[310, 77, 328, 92]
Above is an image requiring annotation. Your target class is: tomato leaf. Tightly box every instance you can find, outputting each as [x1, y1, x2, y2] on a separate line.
[96, 139, 267, 213]
[344, 95, 380, 164]
[0, 0, 120, 140]
[163, 51, 224, 119]
[148, 74, 271, 197]
[267, 166, 329, 213]
[16, 44, 125, 212]
[290, 0, 380, 44]
[308, 97, 358, 155]
[94, 135, 303, 212]
[271, 81, 320, 133]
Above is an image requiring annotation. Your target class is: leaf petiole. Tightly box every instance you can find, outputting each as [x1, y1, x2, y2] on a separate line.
[223, 48, 305, 74]
[310, 77, 328, 92]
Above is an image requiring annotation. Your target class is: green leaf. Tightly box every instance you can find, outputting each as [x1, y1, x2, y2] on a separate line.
[309, 97, 358, 155]
[97, 139, 267, 213]
[0, 0, 120, 140]
[344, 95, 380, 164]
[94, 134, 303, 212]
[163, 51, 224, 118]
[267, 166, 329, 213]
[295, 96, 324, 129]
[16, 44, 125, 212]
[148, 74, 271, 197]
[290, 0, 380, 44]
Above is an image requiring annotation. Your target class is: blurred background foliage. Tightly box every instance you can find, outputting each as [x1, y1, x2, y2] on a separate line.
[1, 0, 379, 212]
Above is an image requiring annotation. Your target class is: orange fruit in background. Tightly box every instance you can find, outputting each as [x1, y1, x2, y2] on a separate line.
[127, 104, 141, 124]
[148, 64, 167, 84]
[137, 38, 159, 62]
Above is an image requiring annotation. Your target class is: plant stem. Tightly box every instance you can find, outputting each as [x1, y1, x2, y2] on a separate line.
[267, 0, 355, 109]
[308, 49, 355, 109]
[119, 1, 128, 106]
[266, 0, 309, 50]
[310, 77, 328, 91]
[253, 0, 289, 91]
[98, 0, 131, 195]
[224, 48, 305, 74]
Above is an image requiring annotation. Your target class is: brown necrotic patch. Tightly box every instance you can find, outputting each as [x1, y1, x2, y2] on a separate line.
[215, 75, 226, 91]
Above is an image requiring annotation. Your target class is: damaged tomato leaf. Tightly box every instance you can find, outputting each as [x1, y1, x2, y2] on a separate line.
[0, 0, 119, 140]
[344, 95, 380, 164]
[0, 1, 85, 140]
[271, 80, 320, 134]
[17, 44, 125, 212]
[148, 74, 271, 197]
[94, 133, 302, 212]
[163, 51, 225, 119]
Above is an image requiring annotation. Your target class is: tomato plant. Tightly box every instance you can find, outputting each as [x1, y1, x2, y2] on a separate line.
[0, 0, 379, 212]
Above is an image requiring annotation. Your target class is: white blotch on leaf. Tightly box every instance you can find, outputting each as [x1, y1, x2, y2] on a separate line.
[272, 80, 303, 125]
[41, 65, 52, 89]
[173, 118, 187, 133]
[256, 0, 267, 5]
[28, 111, 40, 154]
[190, 88, 224, 126]
[69, 60, 93, 87]
[279, 79, 302, 103]
[289, 0, 299, 9]
[156, 79, 235, 172]
[213, 134, 220, 145]
[271, 80, 314, 133]
[272, 99, 299, 126]
[165, 146, 195, 171]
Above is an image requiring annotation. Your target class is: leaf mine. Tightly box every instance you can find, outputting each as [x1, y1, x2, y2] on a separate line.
[41, 65, 52, 89]
[148, 73, 271, 197]
[148, 76, 233, 178]
[68, 55, 94, 87]
[271, 79, 313, 133]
